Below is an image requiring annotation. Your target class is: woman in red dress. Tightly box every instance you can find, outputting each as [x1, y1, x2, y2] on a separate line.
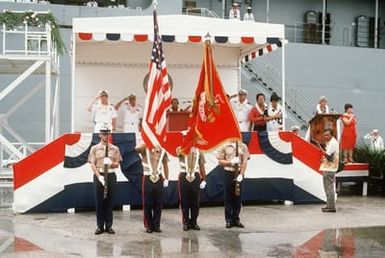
[249, 93, 267, 132]
[341, 103, 357, 163]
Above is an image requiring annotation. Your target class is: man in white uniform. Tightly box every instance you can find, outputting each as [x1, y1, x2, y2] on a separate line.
[87, 90, 117, 133]
[364, 129, 384, 150]
[231, 89, 252, 132]
[243, 7, 255, 22]
[229, 3, 241, 20]
[115, 93, 143, 134]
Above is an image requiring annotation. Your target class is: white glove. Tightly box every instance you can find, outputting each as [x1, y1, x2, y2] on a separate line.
[103, 157, 112, 166]
[163, 179, 169, 188]
[236, 175, 243, 183]
[98, 175, 105, 186]
[200, 180, 207, 189]
[230, 157, 240, 165]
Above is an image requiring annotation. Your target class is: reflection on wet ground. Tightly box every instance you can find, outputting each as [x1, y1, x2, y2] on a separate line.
[1, 197, 385, 257]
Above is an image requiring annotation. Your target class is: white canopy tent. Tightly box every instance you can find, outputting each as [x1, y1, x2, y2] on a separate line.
[72, 15, 286, 132]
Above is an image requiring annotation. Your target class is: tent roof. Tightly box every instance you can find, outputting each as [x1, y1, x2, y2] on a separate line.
[73, 15, 286, 58]
[73, 14, 284, 38]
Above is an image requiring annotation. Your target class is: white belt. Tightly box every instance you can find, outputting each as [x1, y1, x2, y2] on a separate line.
[98, 168, 116, 173]
[143, 171, 161, 176]
[224, 167, 236, 172]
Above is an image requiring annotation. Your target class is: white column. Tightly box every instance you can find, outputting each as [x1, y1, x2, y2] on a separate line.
[281, 40, 286, 131]
[45, 60, 51, 142]
[266, 0, 270, 23]
[321, 0, 326, 44]
[71, 33, 76, 132]
[374, 0, 379, 49]
[222, 0, 226, 18]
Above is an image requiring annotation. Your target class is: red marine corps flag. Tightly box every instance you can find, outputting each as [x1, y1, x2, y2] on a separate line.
[180, 39, 241, 154]
[141, 6, 172, 151]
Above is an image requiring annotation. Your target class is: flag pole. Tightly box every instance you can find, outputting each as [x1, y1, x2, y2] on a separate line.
[205, 33, 214, 107]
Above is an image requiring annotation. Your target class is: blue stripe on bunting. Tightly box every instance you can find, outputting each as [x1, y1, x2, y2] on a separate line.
[214, 36, 228, 43]
[106, 33, 121, 41]
[161, 35, 175, 42]
[258, 132, 293, 164]
[267, 37, 280, 44]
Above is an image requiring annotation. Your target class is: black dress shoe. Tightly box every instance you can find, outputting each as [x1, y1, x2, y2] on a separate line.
[233, 222, 244, 228]
[153, 228, 162, 233]
[183, 223, 190, 231]
[225, 223, 232, 229]
[106, 228, 115, 234]
[146, 228, 153, 233]
[322, 207, 336, 213]
[191, 224, 200, 230]
[94, 227, 104, 235]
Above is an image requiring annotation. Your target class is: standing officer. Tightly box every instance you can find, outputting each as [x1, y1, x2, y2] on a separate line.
[176, 145, 206, 231]
[217, 140, 249, 228]
[230, 89, 253, 132]
[87, 89, 118, 133]
[88, 127, 122, 234]
[114, 93, 143, 134]
[136, 143, 169, 233]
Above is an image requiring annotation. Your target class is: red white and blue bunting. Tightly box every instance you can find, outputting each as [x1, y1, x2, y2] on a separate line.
[77, 32, 286, 61]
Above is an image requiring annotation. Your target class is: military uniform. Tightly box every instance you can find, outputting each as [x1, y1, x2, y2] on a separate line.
[217, 141, 249, 227]
[91, 103, 118, 133]
[138, 146, 168, 233]
[177, 148, 206, 230]
[121, 103, 143, 133]
[231, 100, 252, 132]
[88, 141, 122, 233]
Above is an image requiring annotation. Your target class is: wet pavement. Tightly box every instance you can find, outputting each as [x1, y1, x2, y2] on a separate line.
[0, 196, 385, 257]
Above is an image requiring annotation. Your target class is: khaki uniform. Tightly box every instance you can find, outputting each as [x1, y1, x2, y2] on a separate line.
[88, 142, 122, 231]
[217, 141, 249, 225]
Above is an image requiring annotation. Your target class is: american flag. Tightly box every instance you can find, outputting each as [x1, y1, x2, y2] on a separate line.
[141, 9, 172, 150]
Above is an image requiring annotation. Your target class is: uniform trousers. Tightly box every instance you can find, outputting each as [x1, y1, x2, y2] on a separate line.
[178, 172, 201, 226]
[323, 171, 336, 209]
[223, 169, 242, 224]
[142, 175, 163, 230]
[93, 173, 116, 229]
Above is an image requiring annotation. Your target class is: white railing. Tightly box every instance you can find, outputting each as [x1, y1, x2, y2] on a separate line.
[1, 14, 57, 62]
[285, 21, 358, 47]
[0, 141, 44, 168]
[243, 59, 315, 126]
[186, 8, 220, 19]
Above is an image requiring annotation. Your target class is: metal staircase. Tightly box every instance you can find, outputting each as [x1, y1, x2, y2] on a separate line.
[186, 8, 220, 19]
[242, 58, 315, 130]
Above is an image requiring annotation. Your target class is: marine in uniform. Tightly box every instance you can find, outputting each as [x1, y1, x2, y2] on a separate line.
[217, 140, 249, 228]
[88, 127, 122, 234]
[115, 93, 143, 133]
[230, 89, 253, 132]
[136, 143, 169, 233]
[176, 146, 206, 231]
[87, 90, 118, 133]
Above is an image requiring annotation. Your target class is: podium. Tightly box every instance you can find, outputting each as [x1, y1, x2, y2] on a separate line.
[167, 111, 190, 131]
[308, 114, 341, 143]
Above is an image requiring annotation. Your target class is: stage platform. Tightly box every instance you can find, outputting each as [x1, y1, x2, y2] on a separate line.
[12, 132, 369, 213]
